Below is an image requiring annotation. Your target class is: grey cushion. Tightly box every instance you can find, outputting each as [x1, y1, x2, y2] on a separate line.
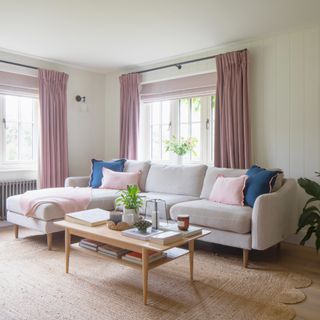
[200, 166, 246, 199]
[124, 160, 151, 192]
[170, 199, 252, 234]
[6, 189, 120, 221]
[145, 164, 207, 196]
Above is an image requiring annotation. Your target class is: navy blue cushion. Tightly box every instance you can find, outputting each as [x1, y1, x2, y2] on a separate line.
[244, 165, 279, 207]
[89, 159, 126, 188]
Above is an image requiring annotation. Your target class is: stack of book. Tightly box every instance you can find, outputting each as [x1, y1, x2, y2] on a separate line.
[122, 250, 166, 265]
[121, 227, 163, 240]
[79, 239, 103, 251]
[149, 231, 183, 245]
[97, 244, 129, 259]
[65, 209, 110, 227]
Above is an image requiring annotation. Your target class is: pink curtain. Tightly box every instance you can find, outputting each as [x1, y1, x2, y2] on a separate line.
[214, 50, 251, 169]
[38, 69, 69, 188]
[119, 73, 141, 159]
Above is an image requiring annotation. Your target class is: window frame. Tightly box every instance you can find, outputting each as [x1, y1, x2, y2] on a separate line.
[139, 94, 215, 164]
[0, 93, 39, 171]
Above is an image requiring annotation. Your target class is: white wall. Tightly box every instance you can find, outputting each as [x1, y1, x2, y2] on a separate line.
[0, 50, 106, 179]
[105, 26, 320, 183]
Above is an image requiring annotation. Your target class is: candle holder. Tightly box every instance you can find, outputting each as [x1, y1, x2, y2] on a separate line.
[144, 199, 167, 229]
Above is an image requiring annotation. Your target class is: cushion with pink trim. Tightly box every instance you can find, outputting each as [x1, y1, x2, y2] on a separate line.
[100, 168, 141, 190]
[209, 175, 248, 206]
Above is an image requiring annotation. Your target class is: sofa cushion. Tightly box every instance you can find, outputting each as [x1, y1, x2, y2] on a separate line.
[170, 199, 252, 234]
[139, 192, 199, 219]
[145, 164, 207, 196]
[124, 160, 151, 191]
[100, 168, 141, 190]
[6, 189, 119, 221]
[200, 166, 246, 199]
[90, 158, 126, 188]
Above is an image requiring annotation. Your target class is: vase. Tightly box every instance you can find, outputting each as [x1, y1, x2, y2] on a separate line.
[176, 155, 183, 165]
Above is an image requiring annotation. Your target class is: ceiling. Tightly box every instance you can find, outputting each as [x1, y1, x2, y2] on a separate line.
[0, 0, 319, 72]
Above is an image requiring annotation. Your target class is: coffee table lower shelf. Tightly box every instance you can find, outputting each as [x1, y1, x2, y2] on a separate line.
[72, 243, 189, 270]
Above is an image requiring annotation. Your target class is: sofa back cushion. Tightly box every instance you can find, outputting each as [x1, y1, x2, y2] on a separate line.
[200, 166, 246, 199]
[124, 160, 151, 191]
[145, 164, 207, 196]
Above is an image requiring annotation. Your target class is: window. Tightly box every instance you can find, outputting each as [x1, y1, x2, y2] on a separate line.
[139, 95, 215, 163]
[0, 94, 39, 169]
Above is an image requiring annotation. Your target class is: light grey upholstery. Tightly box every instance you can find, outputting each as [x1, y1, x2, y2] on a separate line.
[145, 164, 207, 196]
[170, 199, 252, 234]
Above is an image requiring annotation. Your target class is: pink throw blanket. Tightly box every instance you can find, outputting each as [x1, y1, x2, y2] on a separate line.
[20, 187, 92, 217]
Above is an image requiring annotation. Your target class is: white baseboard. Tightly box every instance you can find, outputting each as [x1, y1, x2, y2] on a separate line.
[0, 220, 12, 228]
[284, 232, 316, 248]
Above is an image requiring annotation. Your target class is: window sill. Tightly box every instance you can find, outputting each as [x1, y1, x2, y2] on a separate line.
[0, 168, 37, 173]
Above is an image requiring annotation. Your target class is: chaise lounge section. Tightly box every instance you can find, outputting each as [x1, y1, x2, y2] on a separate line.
[6, 161, 298, 267]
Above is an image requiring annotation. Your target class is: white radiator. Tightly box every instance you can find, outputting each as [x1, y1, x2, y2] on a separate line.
[0, 179, 37, 220]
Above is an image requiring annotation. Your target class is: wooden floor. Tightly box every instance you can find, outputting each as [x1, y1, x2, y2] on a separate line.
[0, 226, 319, 320]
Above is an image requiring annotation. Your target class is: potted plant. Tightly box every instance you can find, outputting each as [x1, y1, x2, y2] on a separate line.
[164, 136, 197, 164]
[115, 185, 143, 222]
[296, 172, 320, 251]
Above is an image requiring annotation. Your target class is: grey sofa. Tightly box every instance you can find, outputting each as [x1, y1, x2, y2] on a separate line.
[6, 160, 298, 267]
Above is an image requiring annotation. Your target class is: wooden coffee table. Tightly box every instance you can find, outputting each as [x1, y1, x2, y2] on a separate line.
[55, 220, 210, 305]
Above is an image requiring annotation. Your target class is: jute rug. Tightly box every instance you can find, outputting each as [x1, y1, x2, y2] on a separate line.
[0, 234, 311, 320]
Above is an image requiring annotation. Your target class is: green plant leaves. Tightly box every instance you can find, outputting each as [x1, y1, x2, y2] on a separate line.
[297, 175, 320, 252]
[298, 178, 320, 198]
[115, 185, 143, 210]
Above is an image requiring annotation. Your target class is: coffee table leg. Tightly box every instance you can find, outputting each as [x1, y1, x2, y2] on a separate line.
[189, 240, 194, 281]
[142, 248, 149, 305]
[65, 228, 71, 273]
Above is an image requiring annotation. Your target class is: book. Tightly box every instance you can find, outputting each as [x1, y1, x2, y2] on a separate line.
[149, 231, 183, 245]
[97, 244, 129, 257]
[159, 223, 202, 237]
[79, 239, 103, 251]
[65, 208, 110, 227]
[121, 228, 163, 241]
[122, 251, 166, 265]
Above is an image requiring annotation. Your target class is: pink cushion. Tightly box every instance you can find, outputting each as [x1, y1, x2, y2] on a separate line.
[209, 175, 248, 206]
[100, 168, 141, 190]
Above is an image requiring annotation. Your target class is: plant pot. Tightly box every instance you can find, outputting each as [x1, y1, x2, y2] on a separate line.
[123, 207, 140, 223]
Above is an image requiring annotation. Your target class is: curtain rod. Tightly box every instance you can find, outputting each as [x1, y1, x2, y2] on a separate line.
[129, 48, 247, 75]
[0, 59, 38, 70]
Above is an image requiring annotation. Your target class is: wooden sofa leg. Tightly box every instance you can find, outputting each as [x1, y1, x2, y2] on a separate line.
[14, 224, 19, 239]
[47, 233, 53, 251]
[243, 249, 249, 268]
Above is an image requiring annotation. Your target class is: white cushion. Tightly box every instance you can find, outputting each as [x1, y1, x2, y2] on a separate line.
[200, 166, 246, 199]
[170, 199, 252, 234]
[140, 192, 199, 218]
[6, 189, 120, 221]
[124, 160, 151, 191]
[145, 164, 207, 196]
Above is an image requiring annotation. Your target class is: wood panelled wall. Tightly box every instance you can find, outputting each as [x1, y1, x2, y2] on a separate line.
[249, 27, 320, 181]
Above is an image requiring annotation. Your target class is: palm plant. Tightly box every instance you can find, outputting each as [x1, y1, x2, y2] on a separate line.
[115, 185, 143, 212]
[296, 172, 320, 251]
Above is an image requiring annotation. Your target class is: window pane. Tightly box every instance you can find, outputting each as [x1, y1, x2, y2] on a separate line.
[180, 123, 189, 139]
[151, 102, 161, 124]
[5, 122, 18, 161]
[20, 124, 33, 160]
[162, 125, 170, 160]
[191, 97, 201, 122]
[5, 96, 19, 121]
[20, 97, 34, 122]
[151, 125, 161, 160]
[180, 98, 189, 123]
[191, 123, 201, 160]
[162, 101, 171, 124]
